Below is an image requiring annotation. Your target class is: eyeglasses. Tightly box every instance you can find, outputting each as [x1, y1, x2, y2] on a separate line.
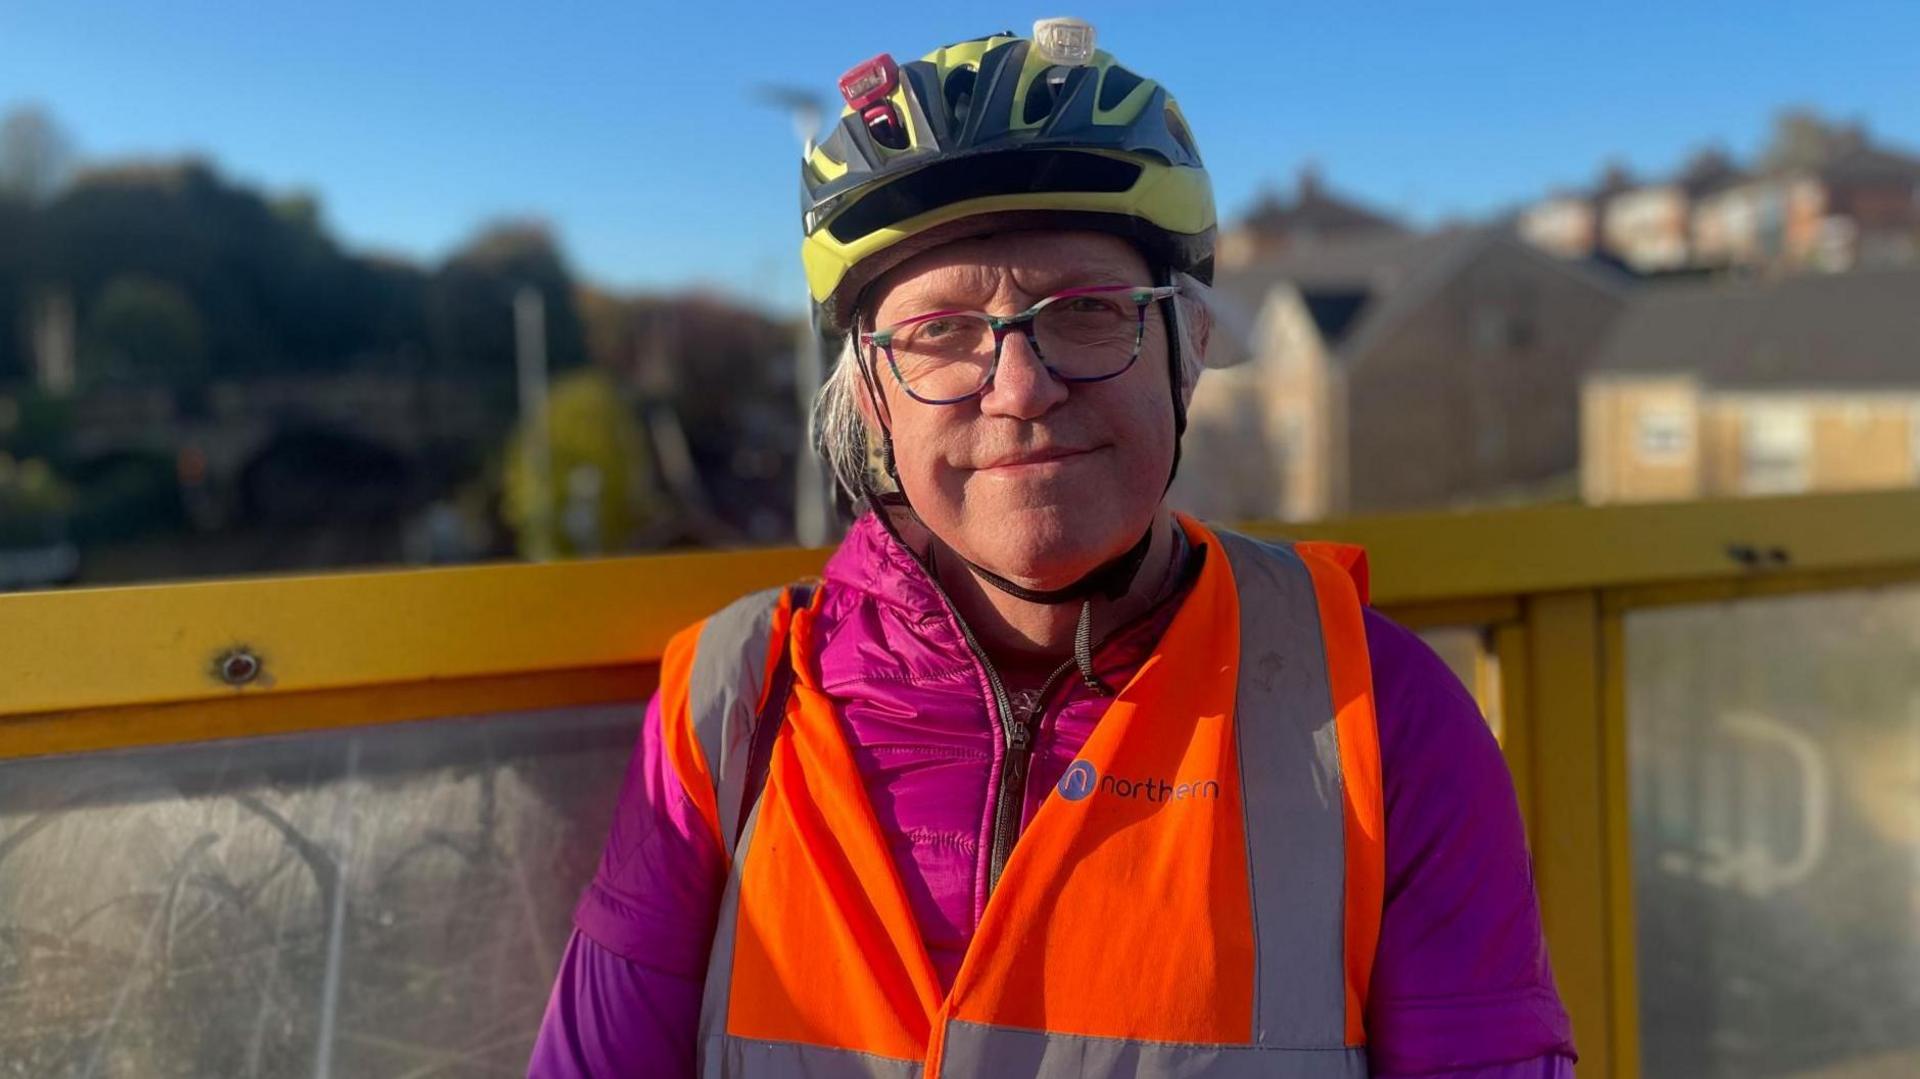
[860, 284, 1180, 405]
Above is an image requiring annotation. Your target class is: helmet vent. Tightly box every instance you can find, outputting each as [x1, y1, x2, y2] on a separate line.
[1023, 71, 1056, 124]
[826, 150, 1142, 243]
[944, 66, 977, 127]
[1165, 105, 1197, 158]
[1098, 65, 1145, 111]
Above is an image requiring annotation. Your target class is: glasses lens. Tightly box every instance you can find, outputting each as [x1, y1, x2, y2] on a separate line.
[889, 314, 994, 400]
[1033, 292, 1142, 378]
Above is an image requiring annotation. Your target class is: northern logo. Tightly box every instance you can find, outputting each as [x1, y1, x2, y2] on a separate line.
[1058, 760, 1098, 801]
[1056, 759, 1219, 804]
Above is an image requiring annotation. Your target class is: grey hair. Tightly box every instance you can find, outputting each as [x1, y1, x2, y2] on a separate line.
[809, 272, 1217, 501]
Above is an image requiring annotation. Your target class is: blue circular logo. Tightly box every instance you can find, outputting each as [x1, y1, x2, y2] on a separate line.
[1058, 760, 1098, 801]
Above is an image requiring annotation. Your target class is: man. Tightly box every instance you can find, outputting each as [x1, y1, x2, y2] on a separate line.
[533, 20, 1576, 1077]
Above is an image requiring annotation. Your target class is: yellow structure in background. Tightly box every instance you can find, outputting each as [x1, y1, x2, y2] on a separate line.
[7, 490, 1920, 1078]
[502, 367, 656, 559]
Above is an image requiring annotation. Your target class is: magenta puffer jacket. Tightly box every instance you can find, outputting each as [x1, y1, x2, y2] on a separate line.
[530, 514, 1578, 1077]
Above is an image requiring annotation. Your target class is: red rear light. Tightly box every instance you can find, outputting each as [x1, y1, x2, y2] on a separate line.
[838, 53, 899, 111]
[862, 103, 908, 150]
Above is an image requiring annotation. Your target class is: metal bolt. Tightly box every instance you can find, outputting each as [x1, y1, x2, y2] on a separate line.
[216, 648, 262, 686]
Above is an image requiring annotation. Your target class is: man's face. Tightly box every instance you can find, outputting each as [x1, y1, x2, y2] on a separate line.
[864, 230, 1176, 589]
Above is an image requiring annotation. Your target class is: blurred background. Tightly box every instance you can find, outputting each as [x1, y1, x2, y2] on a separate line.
[1, 3, 1915, 588]
[3, 3, 1919, 1076]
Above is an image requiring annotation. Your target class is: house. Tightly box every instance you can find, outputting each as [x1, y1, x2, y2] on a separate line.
[1802, 142, 1920, 268]
[1602, 152, 1744, 272]
[1522, 154, 1746, 271]
[1691, 171, 1842, 272]
[1176, 227, 1628, 522]
[1217, 166, 1407, 269]
[1523, 120, 1920, 275]
[1674, 137, 1918, 273]
[1603, 183, 1694, 272]
[1582, 267, 1920, 503]
[1519, 162, 1639, 263]
[1519, 193, 1598, 261]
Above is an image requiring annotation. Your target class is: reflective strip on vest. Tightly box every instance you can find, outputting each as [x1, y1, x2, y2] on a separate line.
[1213, 530, 1384, 1046]
[687, 586, 789, 849]
[703, 1034, 921, 1079]
[686, 517, 1383, 1078]
[655, 584, 800, 852]
[938, 1020, 1368, 1078]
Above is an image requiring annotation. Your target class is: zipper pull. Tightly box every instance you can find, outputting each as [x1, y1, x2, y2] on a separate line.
[1007, 688, 1040, 751]
[1008, 721, 1032, 752]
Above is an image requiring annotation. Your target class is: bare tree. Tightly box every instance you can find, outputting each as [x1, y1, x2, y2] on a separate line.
[1759, 108, 1868, 175]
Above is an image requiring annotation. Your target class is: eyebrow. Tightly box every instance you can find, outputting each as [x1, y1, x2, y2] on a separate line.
[1010, 267, 1138, 296]
[891, 270, 1140, 314]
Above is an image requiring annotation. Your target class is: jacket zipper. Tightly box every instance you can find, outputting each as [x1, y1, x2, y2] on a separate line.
[989, 658, 1081, 893]
[916, 534, 1194, 898]
[915, 565, 1089, 898]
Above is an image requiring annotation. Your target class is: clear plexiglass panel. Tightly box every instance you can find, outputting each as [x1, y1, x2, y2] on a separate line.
[0, 703, 642, 1077]
[1627, 586, 1920, 1077]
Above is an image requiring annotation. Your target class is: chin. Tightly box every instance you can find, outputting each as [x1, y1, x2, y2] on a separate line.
[912, 454, 1162, 585]
[958, 502, 1135, 589]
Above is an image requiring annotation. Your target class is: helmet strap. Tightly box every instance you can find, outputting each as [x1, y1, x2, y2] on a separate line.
[849, 308, 904, 491]
[959, 522, 1155, 604]
[1159, 262, 1186, 496]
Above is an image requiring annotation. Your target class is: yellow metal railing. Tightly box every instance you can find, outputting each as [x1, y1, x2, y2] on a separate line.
[7, 488, 1920, 1077]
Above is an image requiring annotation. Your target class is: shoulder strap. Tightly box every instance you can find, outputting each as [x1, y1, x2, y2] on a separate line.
[733, 582, 813, 851]
[676, 581, 817, 857]
[1293, 540, 1370, 606]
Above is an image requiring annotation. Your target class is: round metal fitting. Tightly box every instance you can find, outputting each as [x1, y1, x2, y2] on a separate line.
[216, 648, 262, 687]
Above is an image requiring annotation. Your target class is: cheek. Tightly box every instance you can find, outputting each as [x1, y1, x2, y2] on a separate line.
[884, 398, 963, 488]
[1108, 361, 1179, 465]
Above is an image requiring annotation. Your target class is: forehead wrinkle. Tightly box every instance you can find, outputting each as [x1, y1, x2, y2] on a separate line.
[876, 262, 1002, 319]
[873, 235, 1149, 318]
[1008, 263, 1138, 300]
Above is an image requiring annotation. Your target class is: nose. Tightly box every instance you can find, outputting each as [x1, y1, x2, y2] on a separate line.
[978, 328, 1069, 420]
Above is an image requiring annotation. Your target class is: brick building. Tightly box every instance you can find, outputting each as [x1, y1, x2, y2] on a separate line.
[1582, 267, 1920, 503]
[1177, 228, 1627, 522]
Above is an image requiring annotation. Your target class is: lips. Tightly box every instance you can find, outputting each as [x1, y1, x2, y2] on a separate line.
[977, 445, 1100, 470]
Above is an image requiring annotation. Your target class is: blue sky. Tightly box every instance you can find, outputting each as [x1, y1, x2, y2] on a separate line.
[3, 2, 1915, 312]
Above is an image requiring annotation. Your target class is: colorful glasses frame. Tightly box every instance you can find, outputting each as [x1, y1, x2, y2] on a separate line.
[859, 284, 1181, 405]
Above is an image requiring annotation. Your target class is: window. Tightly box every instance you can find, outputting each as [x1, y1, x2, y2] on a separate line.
[1636, 407, 1692, 464]
[1910, 403, 1920, 484]
[1741, 404, 1812, 495]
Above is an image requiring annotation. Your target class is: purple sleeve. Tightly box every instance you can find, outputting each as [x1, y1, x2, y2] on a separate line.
[529, 930, 704, 1077]
[1362, 610, 1579, 1077]
[528, 694, 727, 1078]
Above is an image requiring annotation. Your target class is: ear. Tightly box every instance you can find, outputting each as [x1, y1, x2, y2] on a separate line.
[1184, 293, 1214, 365]
[1173, 293, 1213, 408]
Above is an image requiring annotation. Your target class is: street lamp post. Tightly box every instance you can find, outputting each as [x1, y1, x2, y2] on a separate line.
[513, 285, 555, 559]
[757, 86, 834, 548]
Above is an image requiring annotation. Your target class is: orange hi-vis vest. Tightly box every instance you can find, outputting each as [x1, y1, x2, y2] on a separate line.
[660, 518, 1384, 1078]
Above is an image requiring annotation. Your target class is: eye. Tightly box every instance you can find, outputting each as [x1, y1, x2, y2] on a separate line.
[919, 318, 962, 339]
[1053, 293, 1130, 320]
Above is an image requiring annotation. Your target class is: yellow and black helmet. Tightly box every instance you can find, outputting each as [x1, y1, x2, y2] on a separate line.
[803, 19, 1215, 335]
